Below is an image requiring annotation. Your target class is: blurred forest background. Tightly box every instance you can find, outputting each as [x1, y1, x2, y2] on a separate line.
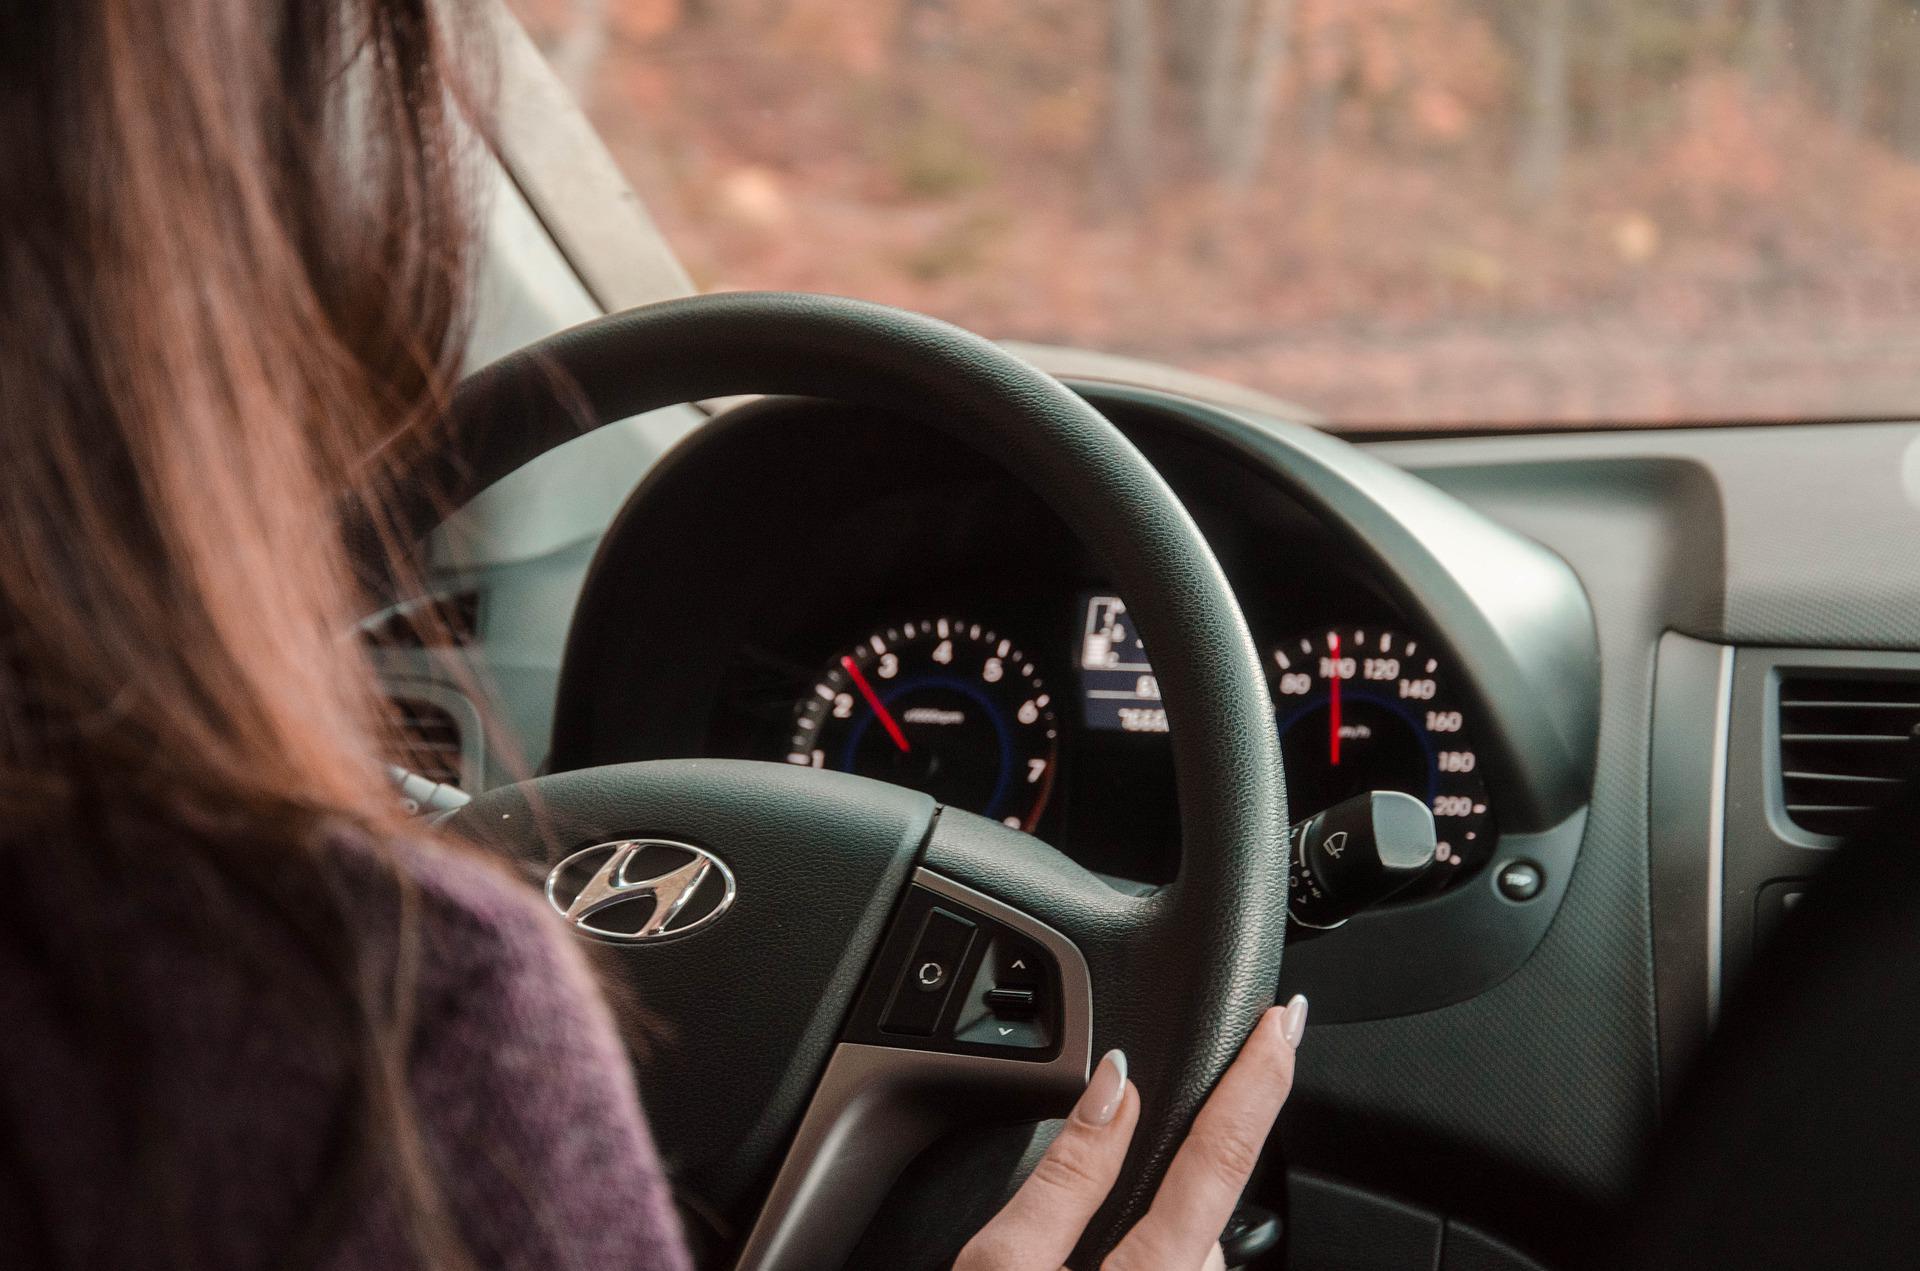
[510, 0, 1920, 428]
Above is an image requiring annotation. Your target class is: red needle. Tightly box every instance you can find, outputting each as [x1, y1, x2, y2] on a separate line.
[1328, 633, 1343, 767]
[842, 655, 910, 754]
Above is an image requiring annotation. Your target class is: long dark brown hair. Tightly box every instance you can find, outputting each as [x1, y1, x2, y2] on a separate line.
[0, 1, 486, 1265]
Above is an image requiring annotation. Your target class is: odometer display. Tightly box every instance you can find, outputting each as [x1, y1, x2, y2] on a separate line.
[1271, 626, 1494, 889]
[788, 617, 1059, 830]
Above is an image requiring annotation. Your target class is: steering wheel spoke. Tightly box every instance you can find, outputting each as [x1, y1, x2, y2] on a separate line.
[445, 760, 937, 1229]
[738, 864, 1094, 1269]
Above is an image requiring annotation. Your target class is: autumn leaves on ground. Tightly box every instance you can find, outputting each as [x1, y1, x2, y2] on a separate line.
[515, 0, 1920, 428]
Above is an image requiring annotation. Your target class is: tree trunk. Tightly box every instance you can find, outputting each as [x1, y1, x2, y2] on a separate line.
[1198, 0, 1251, 172]
[1222, 0, 1294, 189]
[1513, 0, 1572, 202]
[1899, 17, 1920, 159]
[900, 0, 951, 58]
[1825, 0, 1878, 137]
[1739, 0, 1788, 91]
[1694, 0, 1732, 31]
[1106, 0, 1160, 203]
[1593, 0, 1629, 145]
[1689, 0, 1734, 74]
[1166, 0, 1213, 89]
[1296, 0, 1345, 155]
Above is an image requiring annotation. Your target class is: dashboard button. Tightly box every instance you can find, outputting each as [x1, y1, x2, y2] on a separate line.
[1495, 860, 1543, 902]
[1756, 879, 1811, 951]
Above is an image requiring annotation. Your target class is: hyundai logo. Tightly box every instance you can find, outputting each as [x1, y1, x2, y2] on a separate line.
[544, 839, 737, 943]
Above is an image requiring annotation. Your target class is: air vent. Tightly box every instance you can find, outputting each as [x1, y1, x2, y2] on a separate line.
[389, 695, 465, 788]
[1777, 673, 1920, 837]
[361, 592, 480, 649]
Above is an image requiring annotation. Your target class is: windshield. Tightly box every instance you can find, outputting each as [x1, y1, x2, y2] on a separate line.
[510, 1, 1920, 431]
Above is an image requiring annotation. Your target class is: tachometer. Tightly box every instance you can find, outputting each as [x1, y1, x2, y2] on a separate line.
[1271, 626, 1494, 889]
[787, 618, 1059, 830]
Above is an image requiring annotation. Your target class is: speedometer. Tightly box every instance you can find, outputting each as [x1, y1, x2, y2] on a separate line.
[787, 618, 1060, 830]
[1271, 626, 1494, 889]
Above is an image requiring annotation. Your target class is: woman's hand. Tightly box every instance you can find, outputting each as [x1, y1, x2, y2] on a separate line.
[956, 994, 1309, 1271]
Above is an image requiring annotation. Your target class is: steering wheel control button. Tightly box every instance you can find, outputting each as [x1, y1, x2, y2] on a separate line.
[993, 938, 1045, 986]
[1496, 859, 1543, 902]
[983, 986, 1038, 1015]
[879, 907, 976, 1036]
[957, 1015, 1048, 1049]
[846, 883, 1067, 1060]
[946, 930, 1059, 1053]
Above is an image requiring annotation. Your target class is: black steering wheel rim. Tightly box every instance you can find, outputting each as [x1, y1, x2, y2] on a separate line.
[405, 292, 1290, 1264]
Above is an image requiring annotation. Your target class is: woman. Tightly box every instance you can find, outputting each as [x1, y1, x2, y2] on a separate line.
[0, 2, 1305, 1268]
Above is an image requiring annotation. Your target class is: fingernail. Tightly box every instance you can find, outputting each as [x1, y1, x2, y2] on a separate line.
[1074, 1048, 1128, 1127]
[1281, 994, 1309, 1048]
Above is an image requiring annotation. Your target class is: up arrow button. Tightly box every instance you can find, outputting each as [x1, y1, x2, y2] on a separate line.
[995, 939, 1045, 987]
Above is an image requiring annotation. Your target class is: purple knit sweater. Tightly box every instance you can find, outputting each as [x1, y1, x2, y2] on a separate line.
[0, 830, 692, 1271]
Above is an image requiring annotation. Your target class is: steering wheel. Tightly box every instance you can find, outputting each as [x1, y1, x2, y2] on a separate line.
[405, 293, 1289, 1268]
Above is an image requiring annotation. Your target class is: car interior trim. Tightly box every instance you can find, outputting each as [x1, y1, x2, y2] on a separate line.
[1705, 642, 1734, 1029]
[479, 0, 693, 313]
[1647, 633, 1737, 1106]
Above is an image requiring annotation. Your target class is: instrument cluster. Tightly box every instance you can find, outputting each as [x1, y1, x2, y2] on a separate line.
[574, 394, 1512, 895]
[773, 591, 1496, 896]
